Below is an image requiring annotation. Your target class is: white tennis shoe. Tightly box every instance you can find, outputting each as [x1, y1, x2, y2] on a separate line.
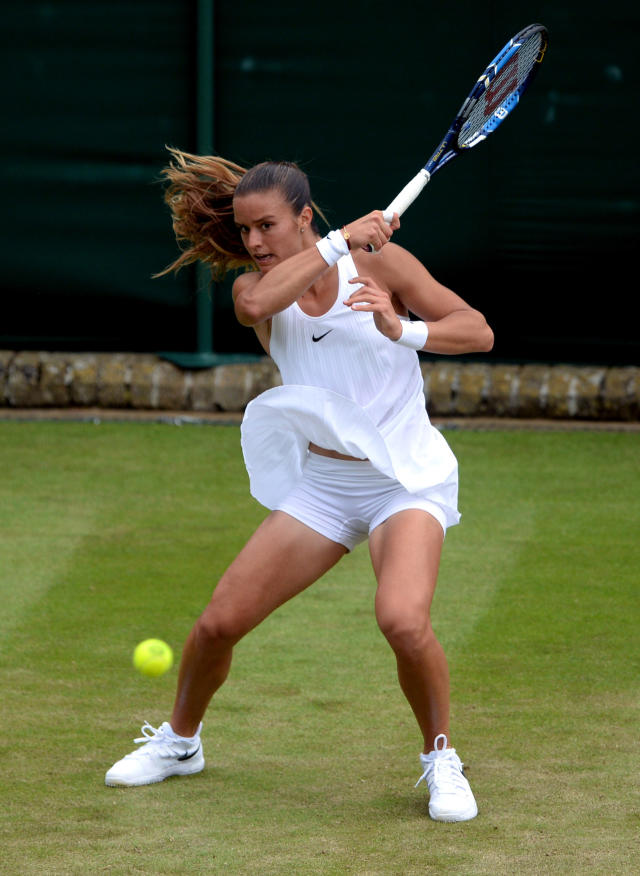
[415, 733, 478, 822]
[105, 721, 204, 787]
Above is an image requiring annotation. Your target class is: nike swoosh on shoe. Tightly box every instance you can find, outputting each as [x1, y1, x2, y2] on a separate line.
[177, 745, 201, 762]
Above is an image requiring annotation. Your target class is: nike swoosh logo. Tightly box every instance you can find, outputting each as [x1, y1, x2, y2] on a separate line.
[312, 330, 333, 342]
[177, 745, 201, 762]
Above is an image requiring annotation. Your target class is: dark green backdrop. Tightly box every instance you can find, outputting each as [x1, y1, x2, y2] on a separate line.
[1, 1, 637, 364]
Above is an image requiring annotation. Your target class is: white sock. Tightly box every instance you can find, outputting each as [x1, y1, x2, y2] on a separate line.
[167, 721, 202, 741]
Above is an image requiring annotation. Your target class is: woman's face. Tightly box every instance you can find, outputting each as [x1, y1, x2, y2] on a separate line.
[233, 189, 309, 273]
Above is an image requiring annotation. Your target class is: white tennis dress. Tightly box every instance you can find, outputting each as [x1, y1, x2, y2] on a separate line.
[240, 253, 460, 528]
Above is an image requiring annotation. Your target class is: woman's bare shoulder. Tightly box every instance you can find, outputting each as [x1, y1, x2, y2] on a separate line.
[351, 243, 427, 295]
[351, 241, 414, 275]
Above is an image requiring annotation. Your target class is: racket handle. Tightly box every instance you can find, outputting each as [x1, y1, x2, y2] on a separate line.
[364, 169, 431, 253]
[385, 168, 431, 217]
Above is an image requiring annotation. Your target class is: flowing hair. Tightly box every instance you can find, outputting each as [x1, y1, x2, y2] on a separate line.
[155, 147, 326, 279]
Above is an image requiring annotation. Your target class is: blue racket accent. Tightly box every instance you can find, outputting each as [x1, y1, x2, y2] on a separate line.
[426, 24, 548, 174]
[378, 23, 548, 227]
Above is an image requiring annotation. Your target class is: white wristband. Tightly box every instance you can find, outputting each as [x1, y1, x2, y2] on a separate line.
[316, 229, 349, 266]
[394, 319, 428, 350]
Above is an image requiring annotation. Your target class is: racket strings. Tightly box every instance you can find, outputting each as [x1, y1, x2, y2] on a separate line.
[458, 32, 543, 147]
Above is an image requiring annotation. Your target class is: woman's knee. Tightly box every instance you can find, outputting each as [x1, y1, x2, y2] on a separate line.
[195, 597, 254, 648]
[376, 604, 434, 656]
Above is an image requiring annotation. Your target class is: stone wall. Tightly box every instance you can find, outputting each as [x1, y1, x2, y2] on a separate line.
[1, 350, 638, 421]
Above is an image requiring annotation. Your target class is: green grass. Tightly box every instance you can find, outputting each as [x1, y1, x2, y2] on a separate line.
[0, 421, 638, 874]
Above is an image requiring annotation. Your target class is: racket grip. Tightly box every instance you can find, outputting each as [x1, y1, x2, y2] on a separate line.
[364, 170, 431, 253]
[385, 168, 431, 217]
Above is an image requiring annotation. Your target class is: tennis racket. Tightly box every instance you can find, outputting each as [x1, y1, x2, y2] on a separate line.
[370, 23, 548, 248]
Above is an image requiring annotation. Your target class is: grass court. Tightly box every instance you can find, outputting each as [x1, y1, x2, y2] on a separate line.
[1, 420, 638, 874]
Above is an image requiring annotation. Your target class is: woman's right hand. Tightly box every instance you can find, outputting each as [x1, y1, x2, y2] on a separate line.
[342, 211, 400, 253]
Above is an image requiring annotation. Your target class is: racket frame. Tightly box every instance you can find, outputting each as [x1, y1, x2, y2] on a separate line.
[383, 23, 548, 219]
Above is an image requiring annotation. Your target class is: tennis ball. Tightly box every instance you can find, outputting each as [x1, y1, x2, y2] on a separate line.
[133, 638, 174, 678]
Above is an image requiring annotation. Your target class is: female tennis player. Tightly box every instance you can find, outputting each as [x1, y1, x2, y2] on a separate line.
[105, 151, 494, 822]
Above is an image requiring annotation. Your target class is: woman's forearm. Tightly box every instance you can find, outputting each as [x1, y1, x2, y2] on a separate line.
[424, 309, 494, 355]
[234, 246, 331, 326]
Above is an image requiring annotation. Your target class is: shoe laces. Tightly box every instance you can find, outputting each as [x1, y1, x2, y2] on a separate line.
[129, 721, 179, 757]
[415, 733, 468, 793]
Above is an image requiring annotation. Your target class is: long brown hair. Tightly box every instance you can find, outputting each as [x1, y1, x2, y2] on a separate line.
[155, 147, 326, 278]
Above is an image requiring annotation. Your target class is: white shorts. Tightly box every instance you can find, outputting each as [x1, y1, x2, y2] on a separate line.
[276, 451, 451, 552]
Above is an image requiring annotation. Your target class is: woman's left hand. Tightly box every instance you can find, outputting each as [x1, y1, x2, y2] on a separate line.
[344, 276, 402, 341]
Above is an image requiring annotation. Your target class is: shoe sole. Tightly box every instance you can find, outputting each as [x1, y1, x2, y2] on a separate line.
[429, 802, 478, 822]
[105, 756, 205, 787]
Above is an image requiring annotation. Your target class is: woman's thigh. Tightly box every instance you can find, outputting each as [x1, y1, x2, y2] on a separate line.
[201, 510, 348, 639]
[369, 509, 444, 632]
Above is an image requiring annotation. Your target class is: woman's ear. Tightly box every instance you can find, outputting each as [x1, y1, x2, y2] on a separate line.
[299, 204, 314, 232]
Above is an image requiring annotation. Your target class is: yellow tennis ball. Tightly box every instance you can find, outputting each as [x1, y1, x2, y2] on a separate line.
[133, 639, 174, 678]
